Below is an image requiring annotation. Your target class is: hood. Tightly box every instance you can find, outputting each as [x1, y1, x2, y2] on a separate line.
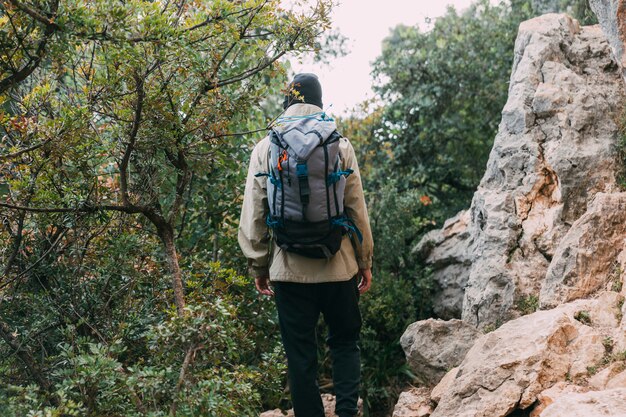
[272, 114, 337, 161]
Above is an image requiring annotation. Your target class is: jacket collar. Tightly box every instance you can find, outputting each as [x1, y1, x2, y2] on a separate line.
[282, 103, 324, 118]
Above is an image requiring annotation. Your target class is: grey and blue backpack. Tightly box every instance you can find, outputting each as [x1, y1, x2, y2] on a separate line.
[256, 113, 361, 259]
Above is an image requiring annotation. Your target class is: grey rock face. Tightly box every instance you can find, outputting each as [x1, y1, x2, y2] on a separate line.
[540, 192, 626, 308]
[414, 14, 625, 328]
[590, 0, 626, 82]
[400, 318, 481, 385]
[413, 211, 472, 319]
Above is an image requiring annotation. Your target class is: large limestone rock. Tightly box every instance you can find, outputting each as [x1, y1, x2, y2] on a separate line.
[414, 294, 625, 417]
[429, 296, 623, 417]
[538, 388, 626, 416]
[415, 13, 626, 327]
[590, 0, 626, 82]
[414, 211, 472, 319]
[400, 319, 481, 385]
[540, 193, 626, 307]
[392, 387, 433, 417]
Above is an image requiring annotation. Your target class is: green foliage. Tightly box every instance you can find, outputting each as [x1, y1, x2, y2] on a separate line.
[0, 0, 332, 414]
[574, 310, 592, 325]
[371, 0, 530, 216]
[0, 260, 285, 416]
[516, 294, 539, 315]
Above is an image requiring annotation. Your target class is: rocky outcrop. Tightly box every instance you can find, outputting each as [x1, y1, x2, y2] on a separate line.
[415, 13, 626, 327]
[396, 10, 626, 417]
[429, 293, 624, 417]
[400, 319, 481, 385]
[590, 0, 626, 81]
[413, 211, 472, 319]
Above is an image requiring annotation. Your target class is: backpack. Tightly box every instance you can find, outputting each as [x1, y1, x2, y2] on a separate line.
[256, 113, 361, 259]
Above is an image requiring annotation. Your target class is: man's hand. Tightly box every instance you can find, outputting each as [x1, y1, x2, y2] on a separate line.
[255, 275, 274, 296]
[357, 268, 372, 294]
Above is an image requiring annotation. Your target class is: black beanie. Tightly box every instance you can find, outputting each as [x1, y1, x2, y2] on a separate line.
[283, 73, 323, 110]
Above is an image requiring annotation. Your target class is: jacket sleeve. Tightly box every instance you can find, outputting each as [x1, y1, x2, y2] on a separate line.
[341, 138, 374, 270]
[238, 139, 271, 278]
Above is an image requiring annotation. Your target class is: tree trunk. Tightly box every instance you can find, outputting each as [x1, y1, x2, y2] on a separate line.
[159, 226, 186, 315]
[212, 218, 219, 262]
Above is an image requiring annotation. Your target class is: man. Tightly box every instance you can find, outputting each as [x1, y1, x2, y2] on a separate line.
[238, 73, 373, 417]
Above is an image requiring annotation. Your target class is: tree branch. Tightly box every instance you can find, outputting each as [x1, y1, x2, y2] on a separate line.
[0, 138, 52, 162]
[0, 202, 145, 214]
[118, 74, 145, 207]
[0, 319, 56, 402]
[0, 0, 59, 93]
[5, 0, 60, 29]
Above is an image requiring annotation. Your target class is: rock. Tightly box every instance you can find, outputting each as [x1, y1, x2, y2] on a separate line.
[414, 13, 626, 329]
[392, 387, 433, 417]
[430, 367, 458, 404]
[590, 0, 626, 82]
[589, 363, 626, 390]
[463, 15, 625, 328]
[260, 394, 363, 417]
[430, 303, 607, 417]
[400, 319, 481, 385]
[607, 368, 626, 388]
[530, 382, 589, 417]
[413, 211, 472, 319]
[540, 193, 626, 308]
[567, 325, 607, 378]
[538, 388, 626, 416]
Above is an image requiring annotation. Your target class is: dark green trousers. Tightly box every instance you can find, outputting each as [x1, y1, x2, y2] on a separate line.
[274, 276, 362, 417]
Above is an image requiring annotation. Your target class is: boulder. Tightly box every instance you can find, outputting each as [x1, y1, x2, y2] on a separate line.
[530, 382, 589, 417]
[590, 0, 626, 82]
[392, 387, 433, 417]
[607, 368, 626, 388]
[538, 388, 626, 416]
[430, 303, 608, 417]
[413, 211, 472, 319]
[589, 362, 626, 390]
[400, 319, 481, 385]
[540, 193, 626, 308]
[430, 367, 458, 404]
[462, 14, 625, 328]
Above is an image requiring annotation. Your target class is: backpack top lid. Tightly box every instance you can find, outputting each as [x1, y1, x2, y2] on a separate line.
[272, 113, 338, 160]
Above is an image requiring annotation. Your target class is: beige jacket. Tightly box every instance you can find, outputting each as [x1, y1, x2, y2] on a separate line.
[238, 103, 373, 283]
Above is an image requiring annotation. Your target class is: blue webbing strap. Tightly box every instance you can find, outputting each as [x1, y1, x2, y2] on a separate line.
[332, 216, 363, 244]
[255, 172, 282, 188]
[327, 169, 354, 185]
[297, 162, 310, 220]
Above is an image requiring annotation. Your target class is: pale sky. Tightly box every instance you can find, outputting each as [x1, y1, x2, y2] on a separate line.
[286, 0, 488, 115]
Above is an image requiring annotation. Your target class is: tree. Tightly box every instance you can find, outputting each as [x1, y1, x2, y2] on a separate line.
[0, 0, 335, 412]
[0, 0, 333, 314]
